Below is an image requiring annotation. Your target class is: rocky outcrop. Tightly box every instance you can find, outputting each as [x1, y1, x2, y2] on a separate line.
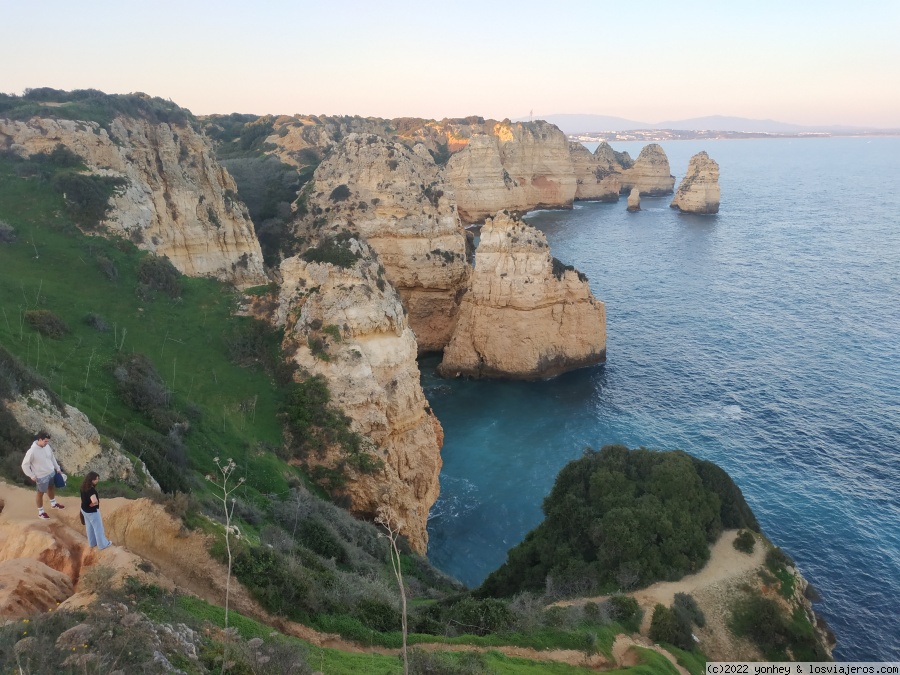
[438, 211, 606, 379]
[619, 143, 675, 196]
[6, 390, 158, 490]
[0, 116, 266, 286]
[296, 134, 470, 352]
[275, 245, 442, 552]
[569, 142, 620, 201]
[670, 151, 720, 214]
[444, 121, 576, 223]
[627, 188, 641, 212]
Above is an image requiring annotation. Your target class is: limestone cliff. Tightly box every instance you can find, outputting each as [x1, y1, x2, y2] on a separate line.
[569, 142, 620, 201]
[6, 390, 157, 490]
[438, 211, 606, 379]
[296, 133, 470, 352]
[619, 143, 675, 196]
[444, 121, 576, 223]
[275, 245, 442, 552]
[670, 151, 720, 214]
[0, 116, 266, 286]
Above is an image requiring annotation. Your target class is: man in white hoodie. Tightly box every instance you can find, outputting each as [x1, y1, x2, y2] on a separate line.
[21, 431, 66, 519]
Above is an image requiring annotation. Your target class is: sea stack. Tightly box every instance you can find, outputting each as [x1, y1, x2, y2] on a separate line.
[438, 211, 606, 380]
[627, 187, 641, 212]
[670, 151, 721, 214]
[620, 143, 676, 196]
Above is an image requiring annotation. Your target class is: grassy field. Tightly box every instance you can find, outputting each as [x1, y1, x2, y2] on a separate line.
[0, 149, 295, 500]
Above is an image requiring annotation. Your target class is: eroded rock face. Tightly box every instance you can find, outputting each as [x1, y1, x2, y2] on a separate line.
[275, 247, 442, 552]
[439, 211, 606, 379]
[569, 142, 620, 201]
[670, 151, 720, 214]
[6, 390, 158, 490]
[298, 134, 470, 352]
[0, 559, 73, 617]
[619, 143, 675, 196]
[444, 121, 576, 223]
[0, 117, 266, 286]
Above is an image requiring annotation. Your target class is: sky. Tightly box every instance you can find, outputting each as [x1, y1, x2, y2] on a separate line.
[2, 0, 899, 127]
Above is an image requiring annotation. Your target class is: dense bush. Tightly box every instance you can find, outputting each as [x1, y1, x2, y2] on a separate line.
[673, 592, 705, 628]
[24, 309, 70, 339]
[329, 184, 351, 202]
[734, 529, 756, 554]
[111, 352, 169, 414]
[551, 257, 588, 282]
[300, 233, 361, 269]
[649, 603, 694, 650]
[478, 445, 760, 598]
[606, 594, 642, 632]
[83, 312, 111, 332]
[136, 254, 182, 298]
[408, 649, 489, 675]
[118, 426, 188, 493]
[51, 171, 127, 230]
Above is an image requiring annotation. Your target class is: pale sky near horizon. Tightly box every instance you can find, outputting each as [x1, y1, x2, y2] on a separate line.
[2, 0, 898, 127]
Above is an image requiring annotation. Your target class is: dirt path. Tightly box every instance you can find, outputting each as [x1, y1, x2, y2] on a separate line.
[556, 529, 765, 632]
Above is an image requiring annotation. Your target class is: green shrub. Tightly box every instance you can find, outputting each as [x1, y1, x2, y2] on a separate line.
[118, 426, 188, 493]
[329, 184, 351, 202]
[442, 597, 516, 636]
[297, 518, 348, 563]
[606, 595, 641, 632]
[111, 352, 169, 414]
[734, 529, 756, 554]
[408, 649, 489, 675]
[96, 254, 118, 281]
[51, 171, 126, 230]
[673, 592, 705, 629]
[551, 257, 588, 282]
[649, 603, 693, 650]
[301, 234, 361, 269]
[136, 255, 182, 298]
[24, 309, 69, 339]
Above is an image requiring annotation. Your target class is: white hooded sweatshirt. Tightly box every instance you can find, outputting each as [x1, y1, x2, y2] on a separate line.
[21, 441, 60, 481]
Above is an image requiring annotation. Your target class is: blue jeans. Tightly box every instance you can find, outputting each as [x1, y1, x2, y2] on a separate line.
[81, 509, 111, 549]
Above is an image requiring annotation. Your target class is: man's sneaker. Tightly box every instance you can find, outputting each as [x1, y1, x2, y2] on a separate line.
[51, 503, 65, 510]
[38, 512, 49, 519]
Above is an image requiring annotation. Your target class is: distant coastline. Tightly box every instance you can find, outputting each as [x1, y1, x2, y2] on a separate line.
[571, 129, 900, 142]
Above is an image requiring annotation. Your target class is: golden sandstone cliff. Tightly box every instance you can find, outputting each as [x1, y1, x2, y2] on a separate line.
[671, 151, 721, 214]
[0, 116, 266, 286]
[294, 133, 470, 353]
[442, 121, 577, 223]
[274, 245, 442, 553]
[438, 211, 606, 379]
[619, 143, 676, 197]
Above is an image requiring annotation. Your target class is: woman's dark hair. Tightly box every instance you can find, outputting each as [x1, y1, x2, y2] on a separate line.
[80, 471, 100, 494]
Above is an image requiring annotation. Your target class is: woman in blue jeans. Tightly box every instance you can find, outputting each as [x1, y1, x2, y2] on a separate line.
[80, 472, 112, 550]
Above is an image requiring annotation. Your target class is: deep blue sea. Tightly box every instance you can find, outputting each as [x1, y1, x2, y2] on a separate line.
[422, 138, 900, 661]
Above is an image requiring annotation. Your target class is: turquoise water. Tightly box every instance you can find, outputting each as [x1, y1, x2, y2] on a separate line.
[423, 138, 900, 660]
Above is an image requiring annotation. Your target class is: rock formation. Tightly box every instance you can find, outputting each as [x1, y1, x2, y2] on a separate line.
[439, 211, 606, 379]
[670, 151, 720, 214]
[569, 142, 620, 201]
[627, 187, 641, 212]
[296, 133, 470, 352]
[443, 121, 576, 223]
[275, 244, 442, 552]
[0, 116, 266, 287]
[6, 390, 157, 489]
[619, 143, 675, 196]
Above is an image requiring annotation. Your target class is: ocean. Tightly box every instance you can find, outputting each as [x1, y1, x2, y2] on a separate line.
[422, 137, 900, 661]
